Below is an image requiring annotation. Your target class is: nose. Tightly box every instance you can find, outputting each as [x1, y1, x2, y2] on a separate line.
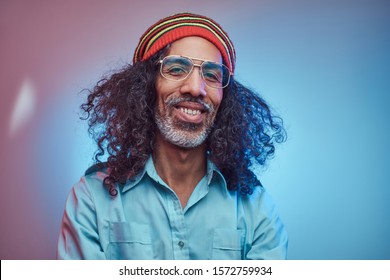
[180, 66, 207, 97]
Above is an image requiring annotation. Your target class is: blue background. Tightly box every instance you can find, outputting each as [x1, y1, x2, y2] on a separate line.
[1, 0, 389, 259]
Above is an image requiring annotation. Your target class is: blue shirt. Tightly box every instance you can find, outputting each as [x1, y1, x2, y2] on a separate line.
[57, 157, 288, 259]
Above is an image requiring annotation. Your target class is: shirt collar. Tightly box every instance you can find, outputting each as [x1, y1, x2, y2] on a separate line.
[206, 158, 228, 193]
[121, 155, 228, 194]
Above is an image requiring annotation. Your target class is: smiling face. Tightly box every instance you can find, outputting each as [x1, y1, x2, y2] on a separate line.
[154, 36, 224, 148]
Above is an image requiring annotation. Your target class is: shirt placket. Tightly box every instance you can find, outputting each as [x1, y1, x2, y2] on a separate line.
[167, 192, 189, 259]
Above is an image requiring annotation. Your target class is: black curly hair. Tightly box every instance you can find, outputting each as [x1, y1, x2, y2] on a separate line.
[81, 48, 286, 196]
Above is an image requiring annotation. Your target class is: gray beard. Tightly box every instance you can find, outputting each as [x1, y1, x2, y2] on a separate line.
[155, 112, 212, 148]
[154, 97, 215, 148]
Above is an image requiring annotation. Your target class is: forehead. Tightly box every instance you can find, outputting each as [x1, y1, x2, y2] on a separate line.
[166, 36, 222, 64]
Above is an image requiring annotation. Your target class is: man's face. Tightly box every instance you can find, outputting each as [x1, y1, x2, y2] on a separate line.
[155, 36, 224, 148]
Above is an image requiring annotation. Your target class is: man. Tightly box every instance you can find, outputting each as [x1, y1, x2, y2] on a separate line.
[57, 12, 287, 260]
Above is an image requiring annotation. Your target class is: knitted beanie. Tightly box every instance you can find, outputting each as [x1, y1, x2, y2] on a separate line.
[133, 12, 236, 73]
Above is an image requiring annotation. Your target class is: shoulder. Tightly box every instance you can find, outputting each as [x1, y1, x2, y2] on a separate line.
[66, 163, 112, 207]
[238, 186, 280, 217]
[84, 162, 109, 176]
[69, 162, 110, 198]
[82, 162, 111, 186]
[80, 162, 111, 194]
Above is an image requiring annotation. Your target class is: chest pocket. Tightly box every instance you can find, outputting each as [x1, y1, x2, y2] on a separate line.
[212, 228, 244, 260]
[107, 222, 153, 260]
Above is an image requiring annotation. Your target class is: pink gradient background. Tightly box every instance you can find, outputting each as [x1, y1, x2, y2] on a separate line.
[1, 1, 389, 259]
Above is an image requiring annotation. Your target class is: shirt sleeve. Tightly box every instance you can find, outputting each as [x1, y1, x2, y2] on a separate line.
[245, 190, 288, 260]
[56, 177, 106, 259]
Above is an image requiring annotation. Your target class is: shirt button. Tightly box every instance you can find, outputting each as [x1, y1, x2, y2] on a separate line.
[178, 241, 184, 249]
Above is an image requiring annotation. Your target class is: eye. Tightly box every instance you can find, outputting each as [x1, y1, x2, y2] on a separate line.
[161, 56, 192, 79]
[202, 65, 223, 83]
[163, 64, 189, 76]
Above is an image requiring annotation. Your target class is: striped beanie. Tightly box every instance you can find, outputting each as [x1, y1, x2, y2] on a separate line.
[133, 12, 236, 73]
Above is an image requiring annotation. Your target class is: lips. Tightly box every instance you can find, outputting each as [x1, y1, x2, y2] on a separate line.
[163, 96, 214, 124]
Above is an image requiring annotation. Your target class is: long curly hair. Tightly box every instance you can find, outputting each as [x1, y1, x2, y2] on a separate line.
[81, 49, 286, 196]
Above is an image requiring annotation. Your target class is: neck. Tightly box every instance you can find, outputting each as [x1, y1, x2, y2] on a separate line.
[153, 133, 207, 207]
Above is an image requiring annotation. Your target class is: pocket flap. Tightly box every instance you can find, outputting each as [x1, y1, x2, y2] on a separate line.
[213, 228, 244, 250]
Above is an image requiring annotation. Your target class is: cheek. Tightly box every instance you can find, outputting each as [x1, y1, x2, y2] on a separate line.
[210, 90, 223, 109]
[155, 76, 177, 99]
[155, 77, 164, 97]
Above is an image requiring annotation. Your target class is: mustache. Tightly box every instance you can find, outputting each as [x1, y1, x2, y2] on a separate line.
[165, 96, 213, 113]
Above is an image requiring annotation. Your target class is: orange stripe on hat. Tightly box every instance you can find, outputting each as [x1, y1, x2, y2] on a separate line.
[133, 12, 236, 73]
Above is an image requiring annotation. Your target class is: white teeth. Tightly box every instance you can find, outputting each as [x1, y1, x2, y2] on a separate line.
[179, 107, 201, 116]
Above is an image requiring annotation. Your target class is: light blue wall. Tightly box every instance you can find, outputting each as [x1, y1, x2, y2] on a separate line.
[242, 0, 390, 259]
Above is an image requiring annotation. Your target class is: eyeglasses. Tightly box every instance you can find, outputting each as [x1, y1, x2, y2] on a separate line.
[158, 55, 233, 89]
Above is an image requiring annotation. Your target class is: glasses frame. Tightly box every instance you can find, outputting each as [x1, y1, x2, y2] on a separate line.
[158, 55, 233, 89]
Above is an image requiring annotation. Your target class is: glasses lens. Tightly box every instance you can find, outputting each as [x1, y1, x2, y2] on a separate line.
[160, 55, 231, 88]
[161, 56, 192, 81]
[201, 62, 230, 88]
